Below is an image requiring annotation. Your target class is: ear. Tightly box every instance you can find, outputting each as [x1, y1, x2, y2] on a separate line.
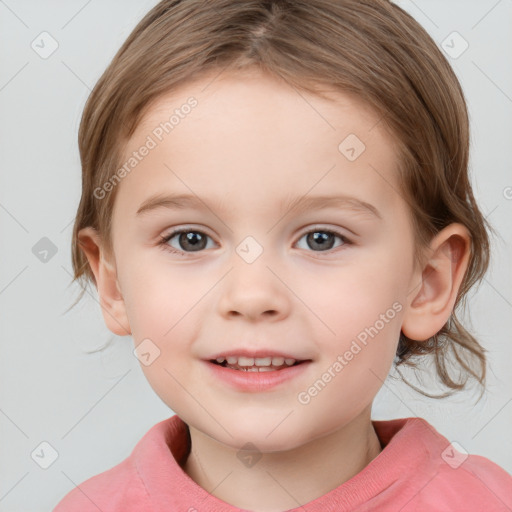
[401, 223, 471, 341]
[78, 227, 131, 336]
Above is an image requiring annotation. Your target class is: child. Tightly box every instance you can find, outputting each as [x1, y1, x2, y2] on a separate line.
[55, 0, 512, 510]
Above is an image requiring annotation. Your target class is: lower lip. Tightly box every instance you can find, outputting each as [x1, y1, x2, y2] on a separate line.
[203, 361, 311, 392]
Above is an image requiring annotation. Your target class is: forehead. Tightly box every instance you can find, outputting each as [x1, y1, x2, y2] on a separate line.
[114, 69, 404, 221]
[136, 69, 391, 150]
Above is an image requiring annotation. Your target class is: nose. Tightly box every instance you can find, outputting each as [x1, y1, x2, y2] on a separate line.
[216, 259, 290, 322]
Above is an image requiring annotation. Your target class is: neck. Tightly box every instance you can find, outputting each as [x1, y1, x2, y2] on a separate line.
[182, 407, 382, 512]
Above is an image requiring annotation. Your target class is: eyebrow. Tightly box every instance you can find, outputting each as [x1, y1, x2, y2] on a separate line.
[135, 192, 382, 220]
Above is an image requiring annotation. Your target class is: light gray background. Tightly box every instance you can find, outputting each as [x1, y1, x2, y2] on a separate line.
[0, 1, 511, 510]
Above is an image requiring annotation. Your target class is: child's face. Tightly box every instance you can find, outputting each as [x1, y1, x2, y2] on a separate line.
[106, 69, 422, 450]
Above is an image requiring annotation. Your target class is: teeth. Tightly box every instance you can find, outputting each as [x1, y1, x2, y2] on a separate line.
[255, 357, 272, 366]
[216, 355, 297, 367]
[235, 366, 278, 372]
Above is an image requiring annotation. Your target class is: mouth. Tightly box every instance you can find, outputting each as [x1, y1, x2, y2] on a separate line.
[209, 356, 309, 372]
[204, 355, 313, 391]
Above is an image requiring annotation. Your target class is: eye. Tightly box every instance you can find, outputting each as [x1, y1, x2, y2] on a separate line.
[158, 228, 216, 256]
[295, 227, 352, 254]
[158, 226, 353, 257]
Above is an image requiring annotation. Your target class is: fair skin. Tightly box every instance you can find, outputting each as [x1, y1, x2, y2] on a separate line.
[79, 68, 471, 511]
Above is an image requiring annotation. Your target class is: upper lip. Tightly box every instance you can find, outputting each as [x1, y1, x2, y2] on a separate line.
[205, 349, 311, 361]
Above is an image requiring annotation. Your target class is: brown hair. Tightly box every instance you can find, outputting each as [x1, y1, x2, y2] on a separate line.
[70, 0, 497, 401]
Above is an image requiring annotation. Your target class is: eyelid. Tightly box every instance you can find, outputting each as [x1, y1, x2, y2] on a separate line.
[297, 224, 352, 238]
[159, 225, 219, 247]
[161, 224, 218, 239]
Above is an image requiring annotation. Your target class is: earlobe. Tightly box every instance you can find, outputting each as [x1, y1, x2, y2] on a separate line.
[78, 227, 131, 336]
[401, 223, 471, 341]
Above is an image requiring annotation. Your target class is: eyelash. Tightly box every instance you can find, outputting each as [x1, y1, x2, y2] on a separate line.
[157, 226, 353, 257]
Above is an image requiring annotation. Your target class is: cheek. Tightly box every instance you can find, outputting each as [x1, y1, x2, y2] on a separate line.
[118, 261, 205, 369]
[118, 257, 199, 336]
[295, 251, 407, 333]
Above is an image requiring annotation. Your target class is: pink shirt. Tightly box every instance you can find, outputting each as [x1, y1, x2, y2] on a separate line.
[54, 414, 512, 511]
